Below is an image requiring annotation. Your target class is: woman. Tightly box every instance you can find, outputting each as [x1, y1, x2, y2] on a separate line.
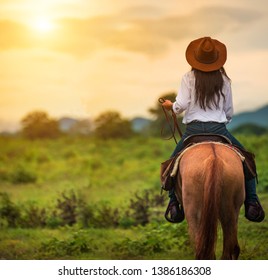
[162, 36, 265, 223]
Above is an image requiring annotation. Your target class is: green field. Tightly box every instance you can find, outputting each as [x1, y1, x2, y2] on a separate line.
[0, 135, 267, 259]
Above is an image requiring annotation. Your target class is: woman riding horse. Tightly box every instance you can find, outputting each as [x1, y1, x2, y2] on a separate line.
[161, 36, 265, 223]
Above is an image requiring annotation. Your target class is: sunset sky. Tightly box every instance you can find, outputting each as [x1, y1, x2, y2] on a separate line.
[1, 0, 268, 131]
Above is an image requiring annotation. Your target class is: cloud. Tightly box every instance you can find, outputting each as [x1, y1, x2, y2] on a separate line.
[52, 5, 264, 57]
[0, 5, 263, 57]
[138, 6, 261, 41]
[119, 5, 164, 19]
[0, 20, 32, 50]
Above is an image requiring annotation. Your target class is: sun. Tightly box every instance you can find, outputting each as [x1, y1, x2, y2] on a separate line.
[33, 17, 55, 33]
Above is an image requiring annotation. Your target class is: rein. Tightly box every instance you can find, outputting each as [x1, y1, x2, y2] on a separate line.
[158, 98, 182, 144]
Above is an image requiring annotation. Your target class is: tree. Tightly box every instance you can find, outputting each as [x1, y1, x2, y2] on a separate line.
[21, 111, 61, 139]
[148, 92, 185, 137]
[94, 111, 134, 139]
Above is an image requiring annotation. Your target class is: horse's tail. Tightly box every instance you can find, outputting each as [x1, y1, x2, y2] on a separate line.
[195, 144, 222, 260]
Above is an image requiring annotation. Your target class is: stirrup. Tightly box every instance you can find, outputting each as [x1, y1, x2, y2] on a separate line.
[164, 201, 185, 223]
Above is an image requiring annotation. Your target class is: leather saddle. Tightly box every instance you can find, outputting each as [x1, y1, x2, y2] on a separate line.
[183, 133, 232, 147]
[182, 134, 257, 181]
[160, 133, 257, 192]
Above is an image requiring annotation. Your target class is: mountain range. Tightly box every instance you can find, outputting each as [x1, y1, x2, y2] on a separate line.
[227, 104, 268, 130]
[1, 104, 267, 135]
[131, 104, 268, 132]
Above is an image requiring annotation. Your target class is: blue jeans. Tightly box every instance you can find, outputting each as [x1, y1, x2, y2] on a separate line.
[169, 122, 257, 203]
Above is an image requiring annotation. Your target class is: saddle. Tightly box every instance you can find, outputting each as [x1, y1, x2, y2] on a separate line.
[160, 133, 257, 192]
[183, 134, 231, 146]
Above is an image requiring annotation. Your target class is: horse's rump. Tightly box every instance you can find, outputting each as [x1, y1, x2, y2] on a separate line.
[177, 142, 245, 259]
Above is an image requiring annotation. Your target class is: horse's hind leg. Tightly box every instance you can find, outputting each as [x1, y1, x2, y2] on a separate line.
[221, 217, 240, 260]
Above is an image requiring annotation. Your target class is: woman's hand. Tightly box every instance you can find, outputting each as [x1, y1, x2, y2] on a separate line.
[162, 100, 173, 111]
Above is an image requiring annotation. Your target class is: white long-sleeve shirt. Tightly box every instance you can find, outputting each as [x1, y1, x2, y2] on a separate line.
[172, 71, 233, 124]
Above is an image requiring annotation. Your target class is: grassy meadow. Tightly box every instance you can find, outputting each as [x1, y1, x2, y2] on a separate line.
[0, 134, 268, 260]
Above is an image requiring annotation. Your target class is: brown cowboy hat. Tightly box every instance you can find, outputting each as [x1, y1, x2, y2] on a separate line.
[185, 37, 227, 72]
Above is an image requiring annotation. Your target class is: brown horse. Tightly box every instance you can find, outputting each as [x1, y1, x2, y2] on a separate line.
[176, 142, 245, 259]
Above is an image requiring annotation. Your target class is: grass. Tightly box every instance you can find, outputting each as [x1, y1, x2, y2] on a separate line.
[0, 135, 267, 259]
[0, 200, 267, 260]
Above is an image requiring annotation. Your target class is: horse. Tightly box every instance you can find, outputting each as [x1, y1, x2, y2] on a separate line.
[176, 142, 245, 259]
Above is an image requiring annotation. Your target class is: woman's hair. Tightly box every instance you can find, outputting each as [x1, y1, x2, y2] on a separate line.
[192, 67, 230, 110]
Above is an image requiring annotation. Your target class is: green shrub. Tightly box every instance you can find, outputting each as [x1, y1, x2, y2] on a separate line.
[113, 223, 192, 259]
[118, 214, 136, 229]
[129, 190, 150, 226]
[46, 213, 62, 229]
[93, 204, 120, 228]
[77, 203, 95, 228]
[41, 231, 94, 257]
[56, 191, 78, 226]
[10, 166, 37, 184]
[0, 193, 21, 228]
[20, 204, 47, 228]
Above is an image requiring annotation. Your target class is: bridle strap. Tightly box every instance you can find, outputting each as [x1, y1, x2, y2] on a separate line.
[159, 98, 182, 144]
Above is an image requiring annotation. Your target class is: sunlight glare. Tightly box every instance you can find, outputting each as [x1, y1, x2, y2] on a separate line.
[34, 17, 54, 33]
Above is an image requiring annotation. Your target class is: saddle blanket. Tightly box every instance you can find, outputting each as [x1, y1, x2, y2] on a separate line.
[170, 141, 245, 178]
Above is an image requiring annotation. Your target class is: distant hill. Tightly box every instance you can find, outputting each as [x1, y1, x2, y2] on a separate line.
[58, 117, 92, 135]
[1, 104, 265, 134]
[228, 104, 268, 131]
[131, 105, 268, 134]
[231, 124, 268, 135]
[58, 117, 78, 132]
[131, 117, 151, 132]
